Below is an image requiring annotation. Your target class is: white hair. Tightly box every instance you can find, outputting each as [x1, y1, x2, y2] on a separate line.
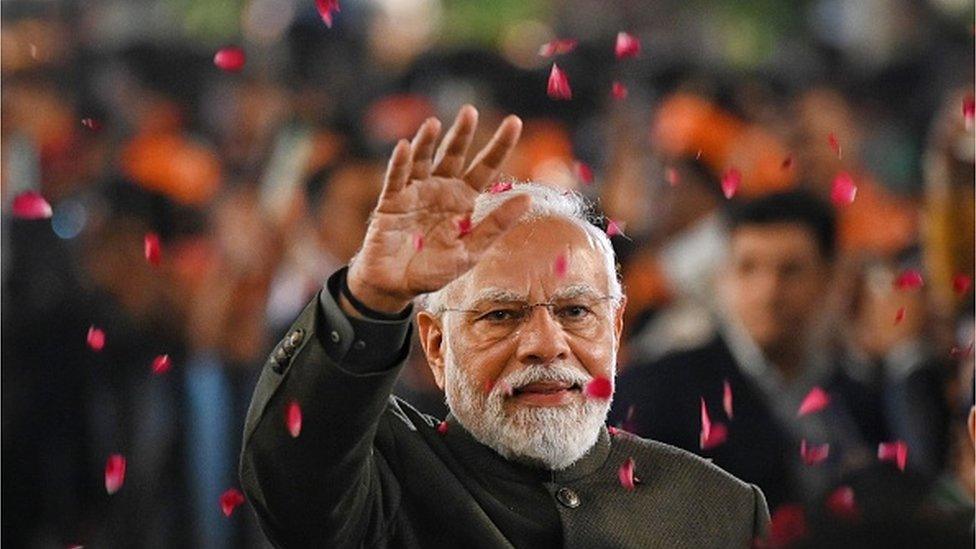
[422, 182, 623, 314]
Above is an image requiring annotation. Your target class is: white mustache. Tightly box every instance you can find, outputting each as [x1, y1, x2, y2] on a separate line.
[494, 364, 591, 396]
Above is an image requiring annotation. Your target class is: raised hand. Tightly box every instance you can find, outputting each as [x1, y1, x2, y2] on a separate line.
[345, 105, 532, 314]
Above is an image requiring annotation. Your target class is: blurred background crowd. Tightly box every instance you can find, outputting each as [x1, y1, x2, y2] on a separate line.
[2, 0, 974, 547]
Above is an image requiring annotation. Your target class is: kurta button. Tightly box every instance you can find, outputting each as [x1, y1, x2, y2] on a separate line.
[330, 330, 340, 343]
[287, 329, 304, 348]
[353, 340, 366, 350]
[273, 347, 288, 363]
[556, 487, 580, 508]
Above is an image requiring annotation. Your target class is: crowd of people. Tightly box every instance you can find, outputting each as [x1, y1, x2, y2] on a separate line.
[2, 0, 973, 547]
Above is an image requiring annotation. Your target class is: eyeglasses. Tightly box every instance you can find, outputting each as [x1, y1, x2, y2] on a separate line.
[438, 295, 618, 342]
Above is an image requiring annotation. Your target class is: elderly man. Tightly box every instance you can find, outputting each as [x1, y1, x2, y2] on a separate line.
[240, 105, 769, 548]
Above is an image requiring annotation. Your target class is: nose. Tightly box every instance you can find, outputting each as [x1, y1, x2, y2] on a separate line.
[514, 305, 571, 365]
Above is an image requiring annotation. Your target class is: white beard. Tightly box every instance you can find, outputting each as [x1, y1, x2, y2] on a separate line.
[443, 343, 613, 471]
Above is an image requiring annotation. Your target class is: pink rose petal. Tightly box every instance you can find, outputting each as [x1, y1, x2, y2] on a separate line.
[219, 488, 245, 517]
[213, 46, 246, 72]
[584, 377, 613, 400]
[827, 132, 842, 159]
[316, 0, 341, 28]
[800, 439, 830, 466]
[952, 273, 971, 295]
[489, 181, 512, 194]
[825, 486, 860, 522]
[12, 191, 53, 220]
[104, 454, 126, 494]
[575, 161, 593, 184]
[797, 386, 830, 417]
[151, 354, 171, 375]
[144, 232, 162, 267]
[963, 95, 974, 130]
[830, 172, 857, 206]
[605, 219, 624, 237]
[878, 440, 908, 472]
[894, 307, 905, 325]
[611, 81, 628, 100]
[699, 397, 728, 450]
[413, 233, 424, 251]
[547, 63, 572, 100]
[436, 420, 449, 435]
[618, 457, 636, 491]
[894, 269, 924, 291]
[769, 504, 808, 548]
[87, 326, 105, 352]
[614, 32, 641, 59]
[457, 215, 472, 238]
[286, 400, 302, 438]
[723, 379, 734, 420]
[538, 38, 578, 57]
[721, 168, 741, 199]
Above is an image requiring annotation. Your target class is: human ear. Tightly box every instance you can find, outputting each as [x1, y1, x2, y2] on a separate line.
[416, 311, 447, 390]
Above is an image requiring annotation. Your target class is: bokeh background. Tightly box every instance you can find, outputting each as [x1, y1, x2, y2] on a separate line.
[2, 0, 974, 547]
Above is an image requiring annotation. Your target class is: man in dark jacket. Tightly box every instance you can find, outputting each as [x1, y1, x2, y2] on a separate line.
[240, 105, 769, 548]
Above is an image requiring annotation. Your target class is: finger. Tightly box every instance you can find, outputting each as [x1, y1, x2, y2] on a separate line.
[432, 105, 478, 178]
[409, 118, 442, 181]
[380, 139, 412, 197]
[462, 194, 532, 255]
[462, 115, 522, 191]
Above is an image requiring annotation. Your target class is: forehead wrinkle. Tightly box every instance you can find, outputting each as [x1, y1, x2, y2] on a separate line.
[462, 283, 601, 309]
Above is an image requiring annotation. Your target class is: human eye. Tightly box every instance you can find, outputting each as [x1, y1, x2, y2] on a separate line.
[555, 302, 594, 319]
[477, 306, 524, 323]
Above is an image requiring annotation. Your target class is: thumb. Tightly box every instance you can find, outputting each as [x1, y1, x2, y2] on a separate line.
[463, 194, 532, 256]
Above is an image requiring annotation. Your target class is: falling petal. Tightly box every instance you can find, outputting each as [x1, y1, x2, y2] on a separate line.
[665, 167, 679, 187]
[830, 172, 857, 206]
[213, 46, 246, 72]
[894, 269, 924, 291]
[538, 38, 578, 57]
[797, 387, 830, 417]
[457, 215, 472, 238]
[81, 118, 102, 131]
[316, 0, 341, 28]
[608, 425, 620, 436]
[87, 326, 105, 352]
[800, 439, 830, 466]
[826, 486, 860, 522]
[553, 254, 568, 278]
[964, 95, 974, 130]
[220, 488, 245, 517]
[781, 156, 793, 170]
[413, 233, 424, 251]
[151, 354, 171, 375]
[483, 378, 495, 394]
[489, 181, 512, 194]
[437, 421, 449, 435]
[584, 377, 613, 400]
[878, 440, 908, 472]
[618, 457, 636, 491]
[723, 380, 734, 419]
[286, 400, 302, 438]
[952, 273, 971, 295]
[721, 168, 741, 199]
[104, 454, 126, 494]
[614, 32, 641, 59]
[894, 307, 905, 325]
[699, 397, 728, 450]
[547, 63, 572, 100]
[827, 132, 842, 159]
[144, 232, 162, 267]
[769, 504, 808, 548]
[574, 161, 593, 184]
[12, 191, 53, 220]
[611, 81, 628, 100]
[605, 219, 624, 237]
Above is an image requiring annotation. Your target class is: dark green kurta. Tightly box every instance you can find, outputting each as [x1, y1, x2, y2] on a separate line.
[240, 267, 770, 548]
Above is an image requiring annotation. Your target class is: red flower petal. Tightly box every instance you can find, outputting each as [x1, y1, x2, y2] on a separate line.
[878, 440, 908, 472]
[81, 117, 102, 131]
[553, 254, 568, 278]
[584, 377, 613, 399]
[611, 81, 628, 100]
[538, 38, 578, 57]
[316, 0, 341, 28]
[12, 191, 53, 220]
[723, 379, 734, 420]
[797, 386, 830, 417]
[614, 32, 641, 59]
[952, 273, 971, 295]
[547, 63, 572, 100]
[286, 400, 302, 438]
[104, 454, 126, 494]
[219, 488, 245, 517]
[721, 168, 741, 199]
[963, 95, 974, 130]
[489, 181, 513, 194]
[457, 215, 472, 238]
[87, 326, 105, 352]
[800, 439, 830, 466]
[144, 232, 162, 267]
[618, 457, 636, 491]
[825, 486, 860, 522]
[151, 354, 171, 375]
[437, 421, 449, 435]
[605, 219, 624, 237]
[213, 46, 246, 72]
[574, 161, 593, 184]
[781, 156, 793, 170]
[894, 269, 924, 290]
[827, 132, 842, 159]
[665, 166, 679, 187]
[699, 397, 728, 450]
[608, 425, 619, 436]
[830, 172, 857, 206]
[769, 504, 808, 548]
[413, 233, 424, 251]
[894, 307, 905, 325]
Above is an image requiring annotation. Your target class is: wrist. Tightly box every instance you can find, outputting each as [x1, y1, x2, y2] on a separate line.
[344, 269, 412, 317]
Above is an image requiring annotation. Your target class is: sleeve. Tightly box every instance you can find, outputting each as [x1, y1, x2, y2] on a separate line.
[750, 483, 771, 543]
[239, 266, 414, 547]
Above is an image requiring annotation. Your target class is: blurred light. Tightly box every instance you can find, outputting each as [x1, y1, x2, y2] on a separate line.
[243, 0, 297, 46]
[499, 19, 553, 70]
[51, 200, 87, 240]
[367, 0, 442, 67]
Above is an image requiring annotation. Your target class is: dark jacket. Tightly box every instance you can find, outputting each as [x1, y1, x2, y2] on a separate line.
[240, 267, 770, 548]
